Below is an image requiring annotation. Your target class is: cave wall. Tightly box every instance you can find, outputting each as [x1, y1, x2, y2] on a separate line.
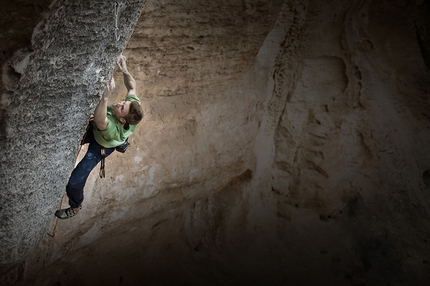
[2, 0, 430, 285]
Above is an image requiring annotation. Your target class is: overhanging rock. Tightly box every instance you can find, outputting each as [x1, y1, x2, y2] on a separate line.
[0, 0, 147, 275]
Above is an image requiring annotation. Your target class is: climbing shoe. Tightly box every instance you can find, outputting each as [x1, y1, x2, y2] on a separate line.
[55, 206, 81, 220]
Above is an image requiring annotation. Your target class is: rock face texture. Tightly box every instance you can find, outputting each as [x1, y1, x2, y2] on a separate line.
[1, 0, 430, 285]
[0, 0, 147, 277]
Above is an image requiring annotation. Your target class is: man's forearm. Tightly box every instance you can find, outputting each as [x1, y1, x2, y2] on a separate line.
[93, 94, 109, 130]
[118, 55, 137, 95]
[123, 71, 136, 93]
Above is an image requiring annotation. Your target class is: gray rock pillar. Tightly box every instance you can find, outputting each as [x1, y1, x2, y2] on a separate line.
[0, 0, 147, 275]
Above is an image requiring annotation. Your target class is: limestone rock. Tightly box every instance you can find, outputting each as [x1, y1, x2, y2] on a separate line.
[1, 0, 430, 285]
[0, 0, 147, 276]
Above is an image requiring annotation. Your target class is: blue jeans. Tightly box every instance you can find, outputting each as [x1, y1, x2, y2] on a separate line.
[66, 129, 115, 208]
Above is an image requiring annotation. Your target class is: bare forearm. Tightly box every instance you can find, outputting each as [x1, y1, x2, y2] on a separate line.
[123, 71, 136, 93]
[118, 55, 137, 95]
[93, 92, 109, 130]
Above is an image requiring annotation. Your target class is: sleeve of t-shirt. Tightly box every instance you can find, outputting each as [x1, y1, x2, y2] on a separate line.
[126, 94, 140, 103]
[100, 118, 119, 141]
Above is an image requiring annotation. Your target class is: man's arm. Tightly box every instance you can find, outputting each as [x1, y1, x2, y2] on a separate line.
[93, 78, 115, 130]
[117, 55, 137, 95]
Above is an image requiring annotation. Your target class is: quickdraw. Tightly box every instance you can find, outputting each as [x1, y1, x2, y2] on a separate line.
[100, 148, 106, 178]
[114, 1, 121, 41]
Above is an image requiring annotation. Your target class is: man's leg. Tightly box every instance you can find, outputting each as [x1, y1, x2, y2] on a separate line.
[56, 143, 114, 219]
[67, 144, 101, 208]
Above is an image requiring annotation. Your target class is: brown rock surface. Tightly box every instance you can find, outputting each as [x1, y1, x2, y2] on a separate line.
[1, 0, 430, 285]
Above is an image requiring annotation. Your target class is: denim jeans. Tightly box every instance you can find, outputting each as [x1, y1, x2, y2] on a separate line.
[66, 128, 115, 208]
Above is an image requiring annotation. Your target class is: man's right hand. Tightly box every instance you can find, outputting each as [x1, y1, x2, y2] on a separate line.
[117, 55, 128, 74]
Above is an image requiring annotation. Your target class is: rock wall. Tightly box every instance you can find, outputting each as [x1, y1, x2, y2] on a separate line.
[0, 0, 147, 276]
[1, 0, 430, 285]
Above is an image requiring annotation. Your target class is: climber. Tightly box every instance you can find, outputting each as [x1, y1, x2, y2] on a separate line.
[55, 55, 144, 219]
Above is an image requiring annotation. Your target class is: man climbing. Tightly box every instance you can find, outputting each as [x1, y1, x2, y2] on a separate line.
[55, 55, 144, 219]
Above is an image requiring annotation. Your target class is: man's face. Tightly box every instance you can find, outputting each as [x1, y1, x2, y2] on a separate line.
[113, 101, 130, 121]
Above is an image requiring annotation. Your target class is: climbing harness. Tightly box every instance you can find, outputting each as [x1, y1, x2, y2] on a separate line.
[114, 1, 121, 41]
[78, 117, 129, 178]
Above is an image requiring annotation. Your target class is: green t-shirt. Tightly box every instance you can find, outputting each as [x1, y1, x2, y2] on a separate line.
[92, 94, 140, 148]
